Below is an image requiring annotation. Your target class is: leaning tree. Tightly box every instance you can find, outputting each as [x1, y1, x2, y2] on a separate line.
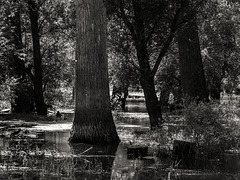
[106, 0, 207, 129]
[69, 0, 120, 144]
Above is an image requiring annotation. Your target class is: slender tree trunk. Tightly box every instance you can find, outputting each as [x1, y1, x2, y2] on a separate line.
[140, 74, 163, 129]
[11, 2, 24, 75]
[132, 0, 163, 129]
[121, 89, 128, 111]
[5, 1, 34, 113]
[69, 0, 119, 144]
[136, 47, 163, 129]
[177, 1, 209, 102]
[28, 0, 47, 115]
[136, 42, 163, 129]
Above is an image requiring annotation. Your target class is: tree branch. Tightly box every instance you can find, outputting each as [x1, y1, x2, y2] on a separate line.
[125, 57, 141, 72]
[41, 38, 60, 57]
[150, 32, 175, 78]
[150, 5, 182, 78]
[150, 0, 206, 78]
[116, 0, 137, 40]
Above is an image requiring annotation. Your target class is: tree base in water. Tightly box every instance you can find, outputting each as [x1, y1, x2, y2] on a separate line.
[68, 124, 120, 145]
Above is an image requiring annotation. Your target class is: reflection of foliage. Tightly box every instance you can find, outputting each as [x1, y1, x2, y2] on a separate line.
[0, 127, 111, 179]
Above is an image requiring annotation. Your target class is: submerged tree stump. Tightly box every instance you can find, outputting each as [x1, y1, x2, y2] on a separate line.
[172, 140, 196, 167]
[127, 145, 148, 159]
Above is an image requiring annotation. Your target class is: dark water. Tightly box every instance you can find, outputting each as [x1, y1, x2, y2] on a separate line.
[0, 130, 165, 179]
[44, 131, 162, 179]
[43, 131, 240, 179]
[1, 128, 240, 179]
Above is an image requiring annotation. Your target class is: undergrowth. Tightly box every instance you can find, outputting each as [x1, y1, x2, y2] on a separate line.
[182, 101, 240, 157]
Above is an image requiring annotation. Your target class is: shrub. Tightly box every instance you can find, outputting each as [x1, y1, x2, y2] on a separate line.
[182, 101, 240, 155]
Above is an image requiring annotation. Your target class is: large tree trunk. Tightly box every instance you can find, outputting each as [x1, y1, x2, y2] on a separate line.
[69, 0, 120, 144]
[28, 0, 47, 115]
[177, 1, 209, 102]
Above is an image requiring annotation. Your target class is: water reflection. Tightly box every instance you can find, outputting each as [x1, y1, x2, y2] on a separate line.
[2, 123, 240, 179]
[45, 131, 70, 152]
[125, 101, 147, 112]
[43, 131, 165, 179]
[40, 130, 240, 180]
[70, 143, 118, 180]
[112, 144, 162, 180]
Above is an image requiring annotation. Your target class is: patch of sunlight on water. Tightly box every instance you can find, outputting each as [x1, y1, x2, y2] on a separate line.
[126, 101, 147, 113]
[31, 123, 72, 131]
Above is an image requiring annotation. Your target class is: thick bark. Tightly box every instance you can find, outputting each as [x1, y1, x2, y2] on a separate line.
[69, 0, 119, 144]
[177, 2, 209, 102]
[28, 0, 47, 115]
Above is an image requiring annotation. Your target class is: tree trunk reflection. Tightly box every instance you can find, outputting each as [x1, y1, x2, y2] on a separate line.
[69, 143, 118, 180]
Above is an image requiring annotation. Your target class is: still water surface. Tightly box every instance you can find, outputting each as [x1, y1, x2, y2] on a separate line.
[44, 131, 160, 179]
[43, 130, 240, 180]
[1, 100, 240, 179]
[1, 128, 240, 179]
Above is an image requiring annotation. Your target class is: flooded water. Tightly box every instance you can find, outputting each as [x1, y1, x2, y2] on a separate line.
[125, 101, 147, 112]
[25, 130, 240, 179]
[0, 129, 168, 179]
[44, 131, 161, 178]
[1, 108, 240, 179]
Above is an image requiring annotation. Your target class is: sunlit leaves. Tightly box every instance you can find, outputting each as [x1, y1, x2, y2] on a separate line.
[0, 0, 75, 106]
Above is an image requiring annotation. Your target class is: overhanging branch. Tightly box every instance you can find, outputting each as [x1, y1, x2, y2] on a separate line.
[116, 0, 137, 40]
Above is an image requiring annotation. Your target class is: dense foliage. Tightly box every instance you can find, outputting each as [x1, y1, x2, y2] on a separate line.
[0, 0, 239, 116]
[0, 0, 75, 112]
